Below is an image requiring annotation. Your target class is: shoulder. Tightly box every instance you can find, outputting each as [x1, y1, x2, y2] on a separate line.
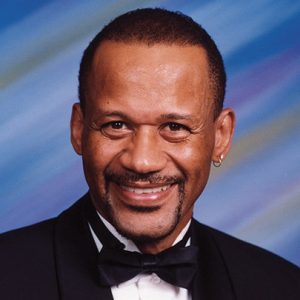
[0, 197, 86, 299]
[0, 195, 86, 249]
[193, 220, 300, 298]
[0, 219, 57, 261]
[0, 219, 60, 298]
[0, 218, 55, 245]
[0, 218, 57, 261]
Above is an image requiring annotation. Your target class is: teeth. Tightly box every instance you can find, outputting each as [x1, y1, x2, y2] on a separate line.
[121, 185, 171, 194]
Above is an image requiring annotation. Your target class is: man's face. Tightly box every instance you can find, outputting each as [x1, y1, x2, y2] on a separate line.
[71, 42, 232, 248]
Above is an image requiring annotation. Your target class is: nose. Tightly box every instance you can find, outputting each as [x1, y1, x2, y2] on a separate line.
[119, 126, 167, 174]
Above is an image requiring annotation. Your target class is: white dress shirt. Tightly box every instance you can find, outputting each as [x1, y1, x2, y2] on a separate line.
[90, 214, 192, 300]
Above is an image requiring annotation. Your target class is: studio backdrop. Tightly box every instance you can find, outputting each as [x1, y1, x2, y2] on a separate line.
[1, 0, 299, 265]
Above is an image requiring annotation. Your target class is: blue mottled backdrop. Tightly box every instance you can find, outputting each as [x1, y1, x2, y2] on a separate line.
[1, 0, 299, 265]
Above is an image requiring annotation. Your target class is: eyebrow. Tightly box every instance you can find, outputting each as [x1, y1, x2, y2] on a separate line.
[101, 111, 128, 119]
[99, 111, 194, 122]
[159, 113, 193, 121]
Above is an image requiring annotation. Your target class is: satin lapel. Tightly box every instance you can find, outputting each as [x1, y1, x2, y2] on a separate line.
[191, 219, 236, 300]
[54, 195, 113, 300]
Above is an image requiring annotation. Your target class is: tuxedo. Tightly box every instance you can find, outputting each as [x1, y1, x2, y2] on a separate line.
[0, 194, 299, 299]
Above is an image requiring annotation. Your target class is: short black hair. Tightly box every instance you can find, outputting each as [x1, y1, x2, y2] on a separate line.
[79, 8, 226, 119]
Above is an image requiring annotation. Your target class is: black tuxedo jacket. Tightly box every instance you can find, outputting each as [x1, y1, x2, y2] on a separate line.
[0, 194, 299, 299]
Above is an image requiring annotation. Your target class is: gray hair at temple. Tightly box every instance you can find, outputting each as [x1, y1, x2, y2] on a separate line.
[78, 7, 226, 119]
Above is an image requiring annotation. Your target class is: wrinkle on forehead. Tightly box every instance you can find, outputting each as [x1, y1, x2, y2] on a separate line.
[88, 42, 215, 121]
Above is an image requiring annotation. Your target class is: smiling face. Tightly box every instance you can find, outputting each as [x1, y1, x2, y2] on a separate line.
[71, 41, 234, 252]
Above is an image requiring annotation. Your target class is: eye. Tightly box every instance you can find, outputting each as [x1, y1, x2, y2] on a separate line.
[100, 121, 132, 138]
[160, 122, 191, 141]
[108, 121, 125, 129]
[167, 123, 187, 131]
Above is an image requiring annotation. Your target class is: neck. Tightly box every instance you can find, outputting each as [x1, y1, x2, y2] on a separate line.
[135, 238, 175, 254]
[135, 219, 192, 254]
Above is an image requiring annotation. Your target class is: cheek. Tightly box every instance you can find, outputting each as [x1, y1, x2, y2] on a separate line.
[178, 146, 203, 164]
[167, 139, 214, 201]
[169, 139, 213, 176]
[83, 141, 104, 170]
[81, 134, 120, 180]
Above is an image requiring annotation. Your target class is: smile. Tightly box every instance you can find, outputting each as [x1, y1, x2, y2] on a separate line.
[120, 184, 171, 194]
[110, 181, 176, 204]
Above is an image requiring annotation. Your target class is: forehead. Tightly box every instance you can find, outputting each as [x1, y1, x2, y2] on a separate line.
[86, 41, 213, 118]
[92, 41, 209, 78]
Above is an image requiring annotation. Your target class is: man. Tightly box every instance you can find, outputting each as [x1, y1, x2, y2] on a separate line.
[0, 8, 299, 300]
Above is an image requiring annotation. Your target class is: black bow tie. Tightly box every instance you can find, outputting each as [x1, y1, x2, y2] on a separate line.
[84, 198, 198, 289]
[97, 244, 198, 288]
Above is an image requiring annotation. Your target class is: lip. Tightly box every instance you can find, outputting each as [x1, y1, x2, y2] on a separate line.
[110, 182, 177, 206]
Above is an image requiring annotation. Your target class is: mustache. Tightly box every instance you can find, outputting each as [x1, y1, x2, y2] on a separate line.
[104, 170, 186, 186]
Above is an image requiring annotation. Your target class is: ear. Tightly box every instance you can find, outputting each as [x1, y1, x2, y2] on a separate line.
[212, 108, 235, 164]
[70, 103, 84, 155]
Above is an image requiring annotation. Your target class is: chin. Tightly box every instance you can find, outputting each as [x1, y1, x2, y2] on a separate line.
[95, 176, 186, 244]
[109, 206, 181, 244]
